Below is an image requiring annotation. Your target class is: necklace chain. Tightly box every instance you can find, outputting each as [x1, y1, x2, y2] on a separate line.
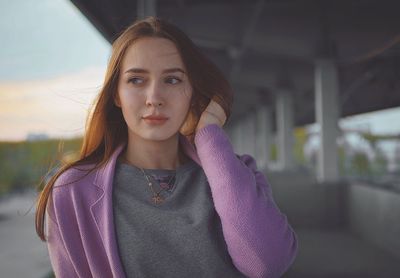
[120, 156, 176, 205]
[139, 167, 175, 205]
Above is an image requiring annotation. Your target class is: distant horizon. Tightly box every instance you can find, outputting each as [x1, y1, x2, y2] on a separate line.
[1, 105, 399, 142]
[0, 133, 83, 143]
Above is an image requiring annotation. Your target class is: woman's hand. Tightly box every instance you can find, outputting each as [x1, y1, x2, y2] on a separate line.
[196, 98, 227, 133]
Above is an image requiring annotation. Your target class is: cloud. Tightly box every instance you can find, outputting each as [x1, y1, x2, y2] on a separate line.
[0, 66, 106, 141]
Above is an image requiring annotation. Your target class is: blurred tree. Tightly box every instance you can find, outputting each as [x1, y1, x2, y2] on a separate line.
[392, 143, 400, 173]
[351, 150, 371, 177]
[270, 143, 277, 162]
[372, 146, 388, 177]
[338, 145, 347, 176]
[294, 127, 307, 165]
[0, 137, 82, 196]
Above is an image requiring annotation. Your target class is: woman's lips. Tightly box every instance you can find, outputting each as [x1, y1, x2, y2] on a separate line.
[142, 114, 169, 125]
[143, 118, 168, 125]
[143, 116, 168, 120]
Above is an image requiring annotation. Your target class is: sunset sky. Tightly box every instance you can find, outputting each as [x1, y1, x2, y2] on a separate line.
[0, 0, 399, 142]
[0, 0, 109, 141]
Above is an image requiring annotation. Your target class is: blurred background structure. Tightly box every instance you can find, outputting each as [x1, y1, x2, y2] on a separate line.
[1, 0, 400, 277]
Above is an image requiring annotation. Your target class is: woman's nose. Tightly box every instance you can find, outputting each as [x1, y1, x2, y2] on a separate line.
[145, 81, 164, 107]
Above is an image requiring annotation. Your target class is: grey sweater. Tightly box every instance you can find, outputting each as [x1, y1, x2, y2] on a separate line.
[112, 157, 246, 278]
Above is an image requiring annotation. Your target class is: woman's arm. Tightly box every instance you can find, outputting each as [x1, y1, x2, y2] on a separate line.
[194, 124, 298, 278]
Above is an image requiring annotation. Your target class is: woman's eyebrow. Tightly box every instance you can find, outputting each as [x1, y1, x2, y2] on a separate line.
[124, 67, 185, 74]
[162, 68, 185, 74]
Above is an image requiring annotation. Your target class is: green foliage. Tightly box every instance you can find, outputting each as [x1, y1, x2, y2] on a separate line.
[351, 150, 371, 177]
[0, 138, 82, 196]
[338, 145, 346, 175]
[360, 133, 379, 149]
[371, 147, 388, 177]
[294, 127, 307, 164]
[270, 143, 277, 161]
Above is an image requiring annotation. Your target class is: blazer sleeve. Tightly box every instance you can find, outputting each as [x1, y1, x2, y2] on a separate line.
[194, 124, 298, 278]
[46, 193, 79, 278]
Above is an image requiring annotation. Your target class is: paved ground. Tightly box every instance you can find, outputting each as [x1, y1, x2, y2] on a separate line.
[284, 227, 400, 278]
[1, 191, 399, 278]
[0, 190, 52, 278]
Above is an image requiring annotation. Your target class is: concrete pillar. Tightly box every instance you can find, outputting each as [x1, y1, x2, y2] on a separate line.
[256, 105, 272, 170]
[226, 126, 234, 143]
[276, 90, 294, 170]
[315, 59, 339, 182]
[232, 120, 244, 155]
[137, 0, 157, 19]
[244, 112, 257, 157]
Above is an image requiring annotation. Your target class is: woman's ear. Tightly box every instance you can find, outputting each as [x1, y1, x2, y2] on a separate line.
[114, 93, 121, 107]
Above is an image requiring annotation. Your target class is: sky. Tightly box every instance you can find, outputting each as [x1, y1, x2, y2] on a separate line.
[0, 0, 110, 141]
[0, 0, 399, 142]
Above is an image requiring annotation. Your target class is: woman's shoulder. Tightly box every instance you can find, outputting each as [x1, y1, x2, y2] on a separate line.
[52, 163, 98, 190]
[47, 163, 100, 219]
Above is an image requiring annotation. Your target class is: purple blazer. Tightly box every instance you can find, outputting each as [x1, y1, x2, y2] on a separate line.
[46, 124, 298, 278]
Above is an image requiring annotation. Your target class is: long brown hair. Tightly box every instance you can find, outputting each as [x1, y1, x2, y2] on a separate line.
[35, 16, 233, 241]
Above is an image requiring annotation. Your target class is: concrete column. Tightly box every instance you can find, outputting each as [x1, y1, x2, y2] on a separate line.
[232, 120, 243, 155]
[276, 90, 294, 170]
[256, 105, 272, 170]
[244, 112, 257, 157]
[242, 119, 247, 155]
[225, 126, 234, 142]
[137, 0, 157, 19]
[315, 59, 339, 182]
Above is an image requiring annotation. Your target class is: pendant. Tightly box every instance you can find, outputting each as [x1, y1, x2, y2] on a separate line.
[152, 195, 164, 204]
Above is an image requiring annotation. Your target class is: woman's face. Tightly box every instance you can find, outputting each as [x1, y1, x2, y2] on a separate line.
[116, 37, 193, 143]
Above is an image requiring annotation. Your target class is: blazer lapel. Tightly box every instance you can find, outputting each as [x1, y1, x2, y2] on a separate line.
[90, 144, 126, 278]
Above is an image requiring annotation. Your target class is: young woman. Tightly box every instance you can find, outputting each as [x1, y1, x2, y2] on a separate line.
[35, 17, 298, 278]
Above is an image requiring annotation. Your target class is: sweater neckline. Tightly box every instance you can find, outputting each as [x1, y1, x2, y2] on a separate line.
[116, 156, 197, 177]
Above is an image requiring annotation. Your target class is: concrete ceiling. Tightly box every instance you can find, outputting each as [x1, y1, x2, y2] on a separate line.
[70, 0, 400, 127]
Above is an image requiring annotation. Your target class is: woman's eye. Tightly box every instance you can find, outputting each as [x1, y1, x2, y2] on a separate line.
[165, 76, 182, 85]
[128, 77, 144, 84]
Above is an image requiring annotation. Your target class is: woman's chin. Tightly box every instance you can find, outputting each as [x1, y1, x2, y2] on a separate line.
[136, 130, 180, 142]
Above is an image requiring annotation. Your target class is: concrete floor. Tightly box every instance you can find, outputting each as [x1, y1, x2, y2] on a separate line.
[284, 227, 400, 278]
[0, 191, 52, 278]
[1, 191, 399, 278]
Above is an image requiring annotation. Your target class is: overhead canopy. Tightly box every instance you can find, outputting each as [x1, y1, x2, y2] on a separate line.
[70, 0, 400, 126]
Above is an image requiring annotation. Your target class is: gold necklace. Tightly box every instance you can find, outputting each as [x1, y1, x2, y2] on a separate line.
[119, 156, 177, 205]
[139, 168, 175, 205]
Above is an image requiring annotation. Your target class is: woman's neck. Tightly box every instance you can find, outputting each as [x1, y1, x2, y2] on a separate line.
[121, 135, 187, 170]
